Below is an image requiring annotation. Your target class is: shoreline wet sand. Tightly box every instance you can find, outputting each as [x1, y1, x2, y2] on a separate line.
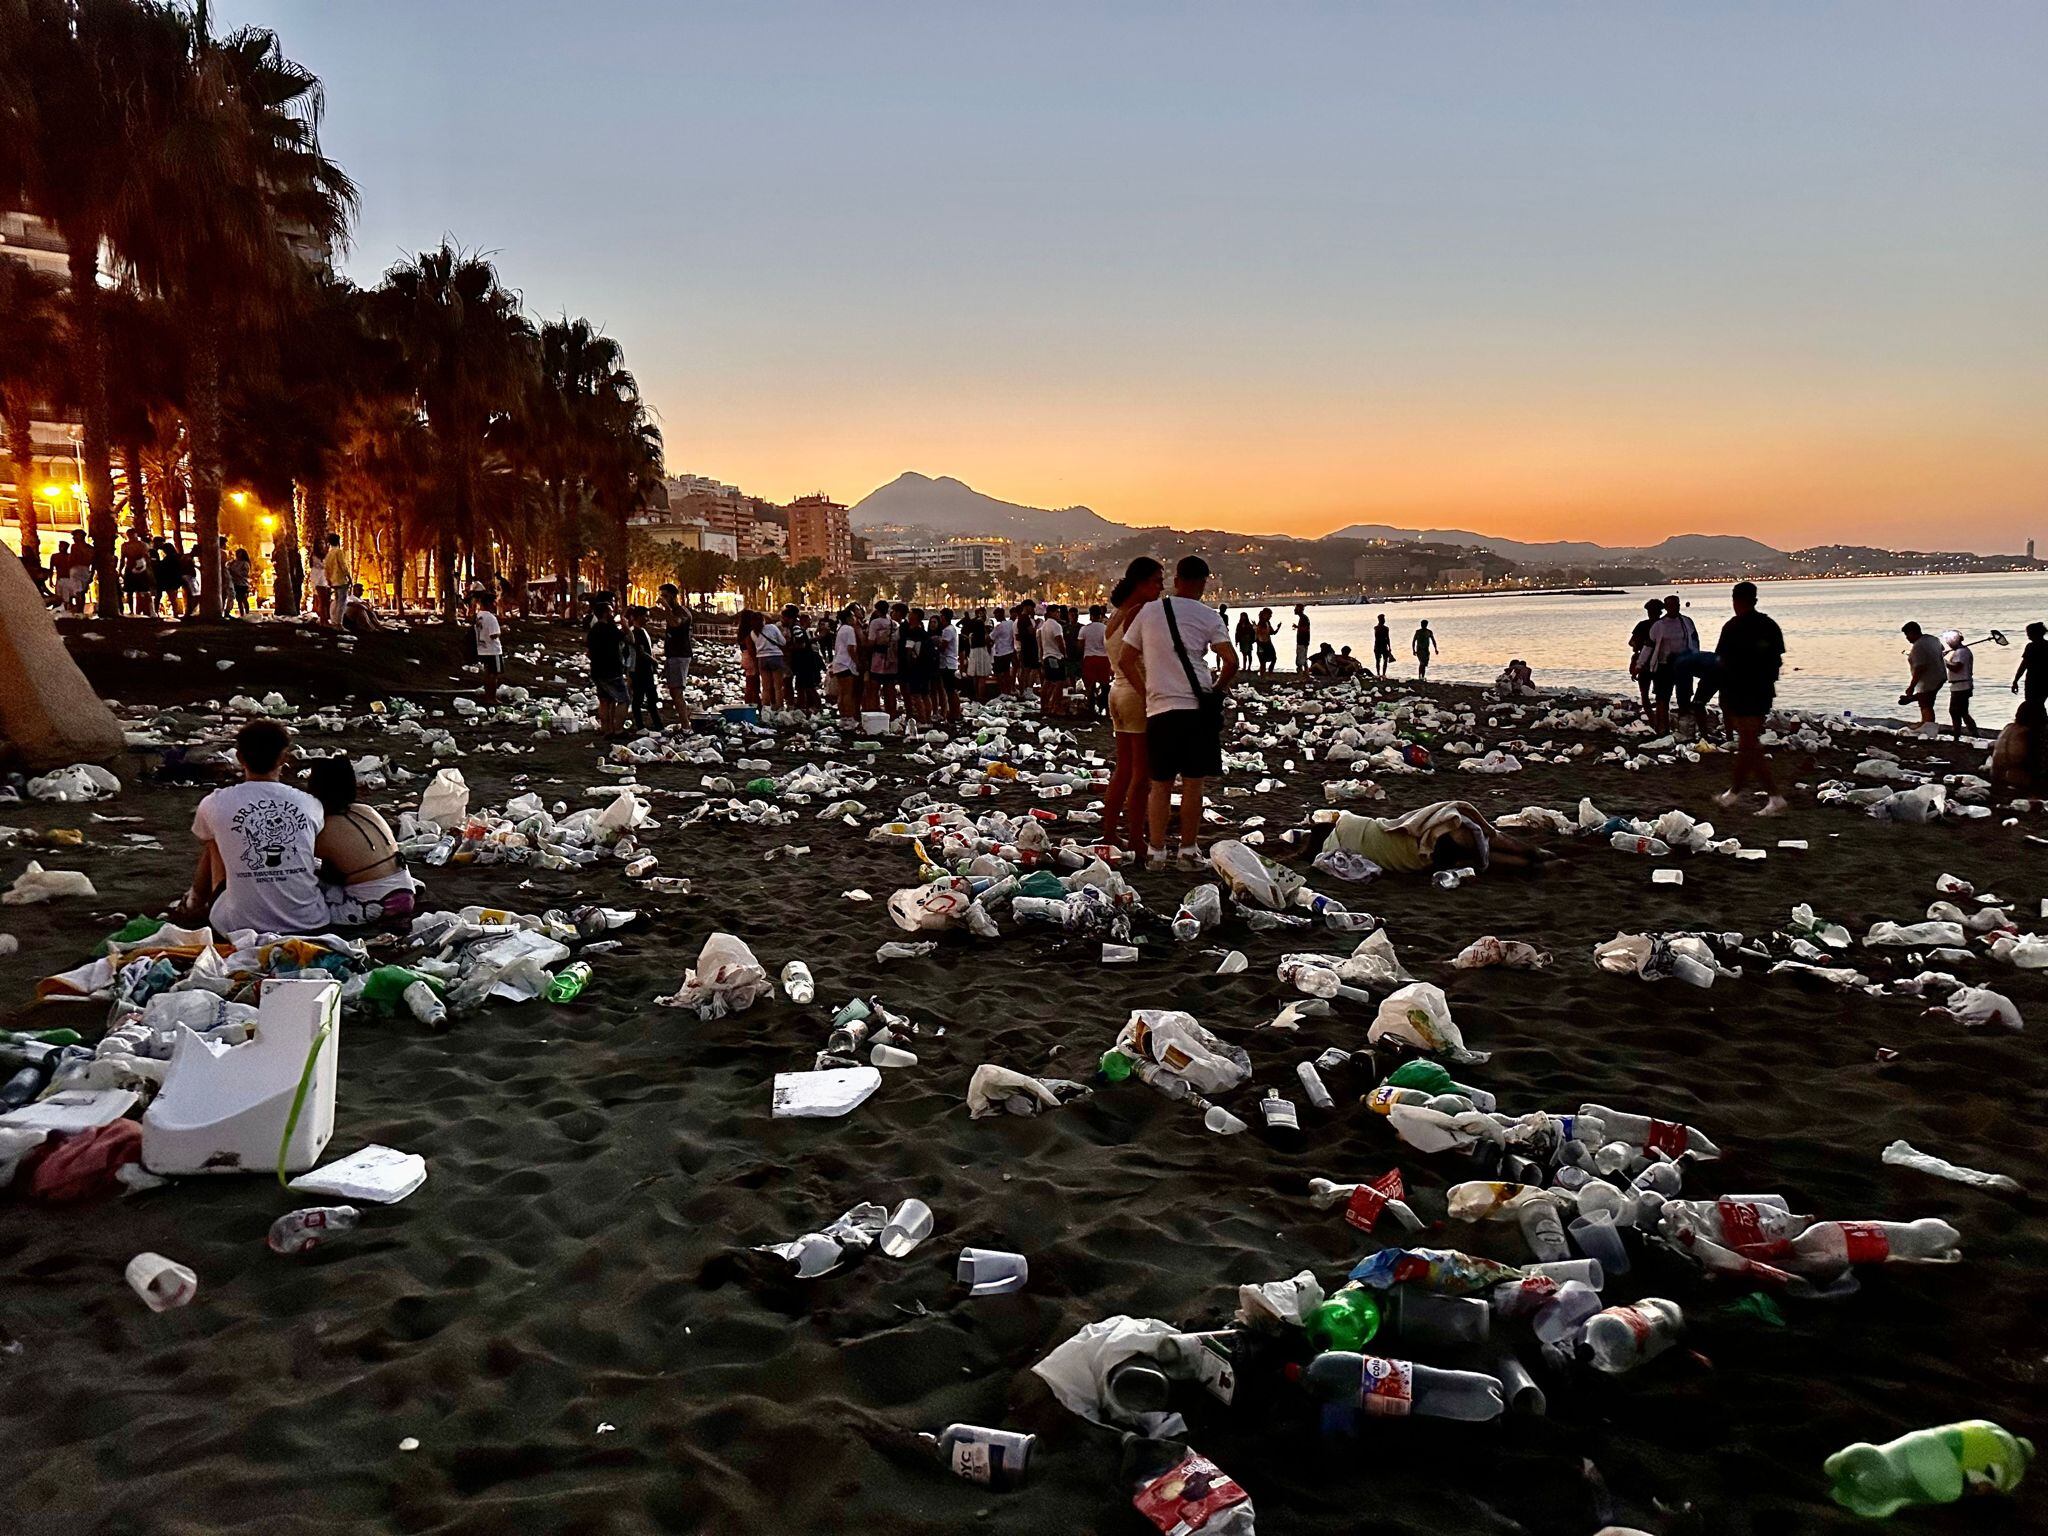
[2, 616, 2041, 1535]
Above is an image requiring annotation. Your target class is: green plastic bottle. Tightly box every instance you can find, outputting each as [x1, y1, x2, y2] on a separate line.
[745, 777, 778, 796]
[1384, 1059, 1485, 1101]
[0, 1027, 83, 1047]
[361, 965, 430, 1006]
[1098, 1048, 1135, 1083]
[547, 962, 593, 1003]
[1305, 1288, 1381, 1351]
[1825, 1421, 2033, 1518]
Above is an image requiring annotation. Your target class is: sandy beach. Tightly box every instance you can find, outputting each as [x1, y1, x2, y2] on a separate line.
[1, 616, 2041, 1536]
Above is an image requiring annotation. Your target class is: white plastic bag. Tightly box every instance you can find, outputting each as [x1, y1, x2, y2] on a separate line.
[1208, 839, 1303, 911]
[417, 768, 469, 828]
[2, 861, 97, 904]
[658, 932, 773, 1019]
[1368, 982, 1486, 1063]
[1112, 1010, 1251, 1097]
[26, 763, 120, 802]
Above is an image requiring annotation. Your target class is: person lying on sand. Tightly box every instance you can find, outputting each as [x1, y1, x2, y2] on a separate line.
[1289, 798, 1553, 873]
[1989, 699, 2045, 805]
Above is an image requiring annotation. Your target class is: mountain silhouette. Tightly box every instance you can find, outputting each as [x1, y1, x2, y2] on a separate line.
[850, 473, 1121, 542]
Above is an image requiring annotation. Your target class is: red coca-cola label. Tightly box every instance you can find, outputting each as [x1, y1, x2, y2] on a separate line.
[1133, 1452, 1251, 1534]
[1343, 1170, 1406, 1232]
[1615, 1305, 1652, 1346]
[1717, 1200, 1788, 1258]
[1836, 1221, 1891, 1264]
[1644, 1118, 1689, 1157]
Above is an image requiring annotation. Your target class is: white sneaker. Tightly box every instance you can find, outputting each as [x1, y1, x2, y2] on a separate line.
[1145, 850, 1168, 870]
[1176, 845, 1205, 866]
[1757, 795, 1790, 817]
[1714, 789, 1740, 808]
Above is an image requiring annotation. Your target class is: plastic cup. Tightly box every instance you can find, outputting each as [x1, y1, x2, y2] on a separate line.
[125, 1252, 197, 1311]
[1524, 1258, 1604, 1291]
[1203, 1106, 1248, 1135]
[869, 1042, 919, 1068]
[956, 1247, 1029, 1296]
[879, 1199, 934, 1259]
[1568, 1212, 1631, 1277]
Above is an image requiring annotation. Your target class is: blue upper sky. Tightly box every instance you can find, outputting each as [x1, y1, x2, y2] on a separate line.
[223, 2, 2048, 551]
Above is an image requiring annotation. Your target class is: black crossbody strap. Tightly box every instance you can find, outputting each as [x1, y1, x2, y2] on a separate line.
[1160, 599, 1210, 697]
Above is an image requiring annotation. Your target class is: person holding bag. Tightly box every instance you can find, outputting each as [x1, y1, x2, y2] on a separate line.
[1116, 554, 1238, 867]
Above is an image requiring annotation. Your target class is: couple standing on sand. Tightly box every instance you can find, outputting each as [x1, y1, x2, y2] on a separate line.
[1099, 555, 1238, 868]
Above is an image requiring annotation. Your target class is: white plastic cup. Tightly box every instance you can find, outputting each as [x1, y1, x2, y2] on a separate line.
[956, 1247, 1029, 1296]
[870, 1042, 919, 1069]
[879, 1198, 934, 1259]
[125, 1252, 197, 1311]
[1567, 1213, 1631, 1276]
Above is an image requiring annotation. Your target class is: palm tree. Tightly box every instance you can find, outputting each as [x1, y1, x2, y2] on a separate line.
[9, 0, 182, 612]
[119, 3, 356, 619]
[0, 258, 69, 564]
[532, 316, 651, 606]
[102, 287, 183, 539]
[373, 244, 536, 616]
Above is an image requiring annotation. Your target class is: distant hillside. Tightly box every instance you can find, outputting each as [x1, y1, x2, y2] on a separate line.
[851, 473, 1120, 542]
[1322, 522, 1787, 569]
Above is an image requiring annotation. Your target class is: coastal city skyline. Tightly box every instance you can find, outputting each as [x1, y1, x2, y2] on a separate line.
[216, 0, 2048, 554]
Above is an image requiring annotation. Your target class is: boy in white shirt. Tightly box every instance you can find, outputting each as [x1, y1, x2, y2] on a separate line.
[471, 589, 504, 703]
[184, 720, 330, 936]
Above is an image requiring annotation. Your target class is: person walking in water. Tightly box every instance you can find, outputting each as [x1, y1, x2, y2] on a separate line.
[1373, 614, 1394, 677]
[1900, 621, 1944, 736]
[1714, 581, 1788, 816]
[1942, 630, 1977, 741]
[1412, 619, 1439, 679]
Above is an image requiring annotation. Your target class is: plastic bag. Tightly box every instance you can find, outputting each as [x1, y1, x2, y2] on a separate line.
[3, 862, 98, 905]
[658, 932, 773, 1019]
[1450, 936, 1550, 970]
[1031, 1315, 1194, 1430]
[1208, 839, 1303, 911]
[26, 763, 120, 803]
[1368, 982, 1486, 1063]
[1338, 930, 1413, 986]
[1312, 849, 1382, 883]
[966, 1064, 1090, 1118]
[1113, 1010, 1251, 1097]
[887, 885, 976, 933]
[417, 768, 470, 828]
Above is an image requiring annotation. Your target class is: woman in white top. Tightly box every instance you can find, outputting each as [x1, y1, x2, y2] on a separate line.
[1101, 558, 1164, 857]
[829, 605, 863, 721]
[754, 612, 788, 709]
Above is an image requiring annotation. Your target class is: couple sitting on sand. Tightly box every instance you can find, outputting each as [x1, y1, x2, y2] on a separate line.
[180, 720, 418, 937]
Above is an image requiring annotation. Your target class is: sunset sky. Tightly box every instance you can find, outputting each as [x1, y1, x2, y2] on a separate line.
[229, 2, 2047, 552]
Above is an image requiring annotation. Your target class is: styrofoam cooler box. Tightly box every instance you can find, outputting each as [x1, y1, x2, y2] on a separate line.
[861, 711, 891, 736]
[142, 977, 340, 1175]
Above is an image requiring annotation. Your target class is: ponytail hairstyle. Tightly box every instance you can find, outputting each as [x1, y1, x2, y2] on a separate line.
[1110, 556, 1164, 608]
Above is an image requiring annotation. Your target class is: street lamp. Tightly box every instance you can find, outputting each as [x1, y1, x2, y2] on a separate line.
[230, 491, 249, 508]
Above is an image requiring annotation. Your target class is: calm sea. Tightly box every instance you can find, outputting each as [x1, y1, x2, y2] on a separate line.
[1256, 572, 2047, 728]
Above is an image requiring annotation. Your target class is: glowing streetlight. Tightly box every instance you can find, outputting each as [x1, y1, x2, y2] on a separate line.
[69, 483, 83, 498]
[38, 484, 62, 500]
[260, 514, 277, 532]
[230, 490, 249, 507]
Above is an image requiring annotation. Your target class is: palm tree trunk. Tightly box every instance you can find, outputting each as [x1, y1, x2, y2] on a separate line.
[302, 475, 328, 548]
[271, 491, 299, 616]
[6, 407, 39, 563]
[187, 319, 226, 621]
[67, 241, 120, 617]
[122, 444, 150, 539]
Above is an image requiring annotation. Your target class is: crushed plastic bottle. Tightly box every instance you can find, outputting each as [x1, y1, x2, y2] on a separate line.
[267, 1205, 362, 1255]
[780, 961, 816, 1004]
[546, 962, 593, 1003]
[1824, 1420, 2033, 1518]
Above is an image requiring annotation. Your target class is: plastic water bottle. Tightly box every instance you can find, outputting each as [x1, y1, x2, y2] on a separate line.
[780, 961, 815, 1004]
[1785, 1218, 1960, 1271]
[1296, 1061, 1334, 1110]
[1824, 1420, 2034, 1518]
[1530, 1279, 1603, 1345]
[267, 1206, 361, 1255]
[546, 962, 592, 1003]
[1609, 832, 1670, 856]
[1296, 1351, 1505, 1421]
[1581, 1298, 1684, 1373]
[1578, 1103, 1720, 1159]
[401, 981, 446, 1028]
[1171, 884, 1222, 943]
[922, 1424, 1035, 1490]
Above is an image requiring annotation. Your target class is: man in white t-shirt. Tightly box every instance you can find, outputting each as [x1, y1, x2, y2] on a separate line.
[830, 604, 863, 720]
[471, 589, 504, 704]
[1117, 555, 1238, 865]
[1035, 606, 1069, 713]
[185, 720, 330, 936]
[990, 612, 1017, 693]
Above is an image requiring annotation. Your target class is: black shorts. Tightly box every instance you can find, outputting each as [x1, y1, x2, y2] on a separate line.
[480, 655, 503, 674]
[940, 669, 959, 693]
[595, 675, 630, 704]
[1042, 656, 1066, 681]
[993, 655, 1014, 676]
[1147, 707, 1222, 782]
[1949, 690, 1973, 721]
